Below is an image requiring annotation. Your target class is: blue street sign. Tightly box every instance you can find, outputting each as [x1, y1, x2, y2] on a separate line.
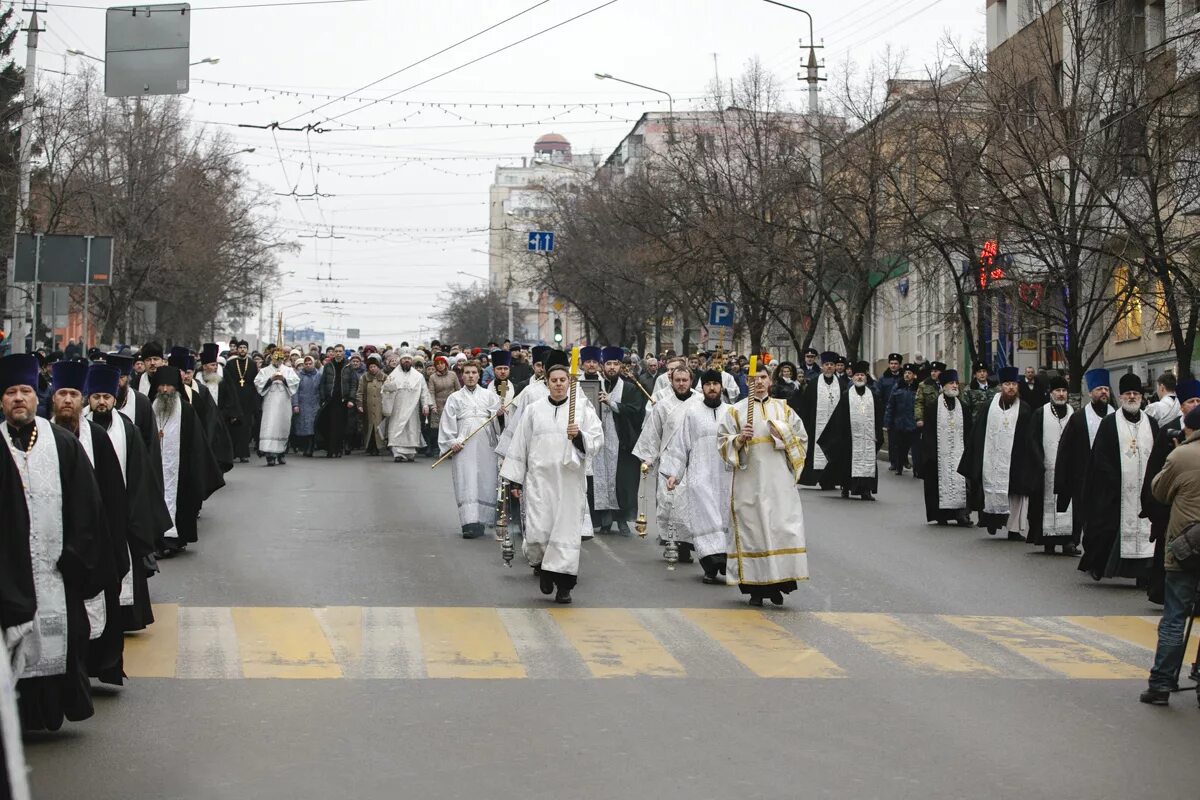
[527, 231, 555, 252]
[708, 301, 734, 328]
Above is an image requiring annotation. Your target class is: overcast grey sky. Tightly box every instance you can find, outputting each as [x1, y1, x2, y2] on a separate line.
[32, 0, 983, 346]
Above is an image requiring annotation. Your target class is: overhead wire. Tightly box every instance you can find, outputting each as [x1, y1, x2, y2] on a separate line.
[280, 0, 553, 125]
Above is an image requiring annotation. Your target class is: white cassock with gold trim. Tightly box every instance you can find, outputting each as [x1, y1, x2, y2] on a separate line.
[717, 395, 810, 592]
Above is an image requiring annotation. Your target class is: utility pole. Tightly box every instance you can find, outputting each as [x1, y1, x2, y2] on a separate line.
[6, 4, 44, 353]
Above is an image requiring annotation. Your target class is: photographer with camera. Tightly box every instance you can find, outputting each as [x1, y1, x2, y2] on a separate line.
[1142, 405, 1200, 707]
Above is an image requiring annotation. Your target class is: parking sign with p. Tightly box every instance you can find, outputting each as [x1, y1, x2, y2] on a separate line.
[708, 301, 734, 328]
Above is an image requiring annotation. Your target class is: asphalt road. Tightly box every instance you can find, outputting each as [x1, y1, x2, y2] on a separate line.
[23, 450, 1200, 800]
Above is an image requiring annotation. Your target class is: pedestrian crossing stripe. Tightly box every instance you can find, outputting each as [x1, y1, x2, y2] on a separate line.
[121, 606, 1174, 681]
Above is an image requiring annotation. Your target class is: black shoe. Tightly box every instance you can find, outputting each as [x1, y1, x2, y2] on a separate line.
[1043, 544, 1056, 555]
[987, 526, 997, 536]
[554, 590, 573, 604]
[748, 596, 764, 607]
[394, 455, 403, 463]
[239, 457, 249, 464]
[266, 456, 277, 466]
[702, 574, 722, 585]
[677, 544, 694, 564]
[616, 521, 632, 537]
[956, 514, 973, 527]
[840, 488, 850, 499]
[1139, 688, 1170, 706]
[769, 591, 785, 606]
[1007, 531, 1024, 542]
[1062, 543, 1080, 557]
[539, 574, 554, 595]
[936, 519, 948, 526]
[862, 491, 875, 501]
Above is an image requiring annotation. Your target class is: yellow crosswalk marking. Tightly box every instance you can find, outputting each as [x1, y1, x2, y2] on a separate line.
[943, 615, 1144, 679]
[549, 608, 685, 678]
[416, 607, 525, 679]
[682, 609, 843, 678]
[230, 607, 343, 679]
[1064, 615, 1199, 664]
[815, 612, 994, 676]
[315, 606, 364, 667]
[123, 602, 178, 678]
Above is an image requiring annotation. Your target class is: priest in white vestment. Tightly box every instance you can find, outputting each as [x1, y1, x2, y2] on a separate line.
[438, 361, 502, 539]
[1026, 375, 1076, 555]
[958, 367, 1034, 541]
[254, 349, 300, 466]
[500, 358, 602, 604]
[633, 365, 697, 558]
[661, 370, 732, 583]
[382, 350, 432, 463]
[717, 361, 810, 606]
[1079, 372, 1159, 583]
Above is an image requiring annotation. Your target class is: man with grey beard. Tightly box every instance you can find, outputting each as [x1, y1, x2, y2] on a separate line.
[150, 367, 225, 557]
[1026, 375, 1077, 555]
[1079, 372, 1160, 584]
[919, 370, 972, 526]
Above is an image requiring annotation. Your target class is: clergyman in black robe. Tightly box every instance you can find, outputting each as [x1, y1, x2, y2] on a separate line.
[223, 339, 261, 462]
[583, 347, 646, 534]
[919, 370, 973, 525]
[198, 343, 244, 470]
[1, 354, 108, 732]
[1025, 376, 1079, 555]
[957, 369, 1035, 539]
[171, 347, 235, 474]
[85, 364, 173, 632]
[151, 367, 226, 555]
[1052, 368, 1113, 549]
[798, 352, 847, 489]
[818, 361, 882, 500]
[1079, 373, 1160, 583]
[105, 354, 157, 451]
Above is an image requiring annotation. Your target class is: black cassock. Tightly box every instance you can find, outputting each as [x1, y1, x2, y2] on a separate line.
[957, 396, 1035, 531]
[1141, 422, 1185, 604]
[818, 384, 883, 496]
[798, 374, 848, 488]
[1079, 411, 1159, 581]
[162, 401, 227, 547]
[919, 395, 972, 523]
[7, 423, 109, 732]
[206, 375, 244, 464]
[1026, 404, 1075, 547]
[80, 420, 132, 686]
[191, 382, 235, 473]
[1052, 405, 1110, 544]
[223, 356, 260, 459]
[584, 376, 646, 523]
[95, 413, 173, 632]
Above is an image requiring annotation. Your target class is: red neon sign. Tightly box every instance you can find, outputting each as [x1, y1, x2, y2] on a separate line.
[979, 240, 1006, 289]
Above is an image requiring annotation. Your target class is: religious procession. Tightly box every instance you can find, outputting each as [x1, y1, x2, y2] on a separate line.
[3, 329, 1200, 797]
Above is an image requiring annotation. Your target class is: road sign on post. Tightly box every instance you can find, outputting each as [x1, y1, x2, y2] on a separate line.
[708, 301, 734, 328]
[105, 4, 192, 97]
[14, 234, 113, 284]
[527, 231, 555, 252]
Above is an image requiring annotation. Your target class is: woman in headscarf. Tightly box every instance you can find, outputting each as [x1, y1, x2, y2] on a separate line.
[426, 354, 461, 457]
[771, 361, 802, 406]
[293, 355, 323, 456]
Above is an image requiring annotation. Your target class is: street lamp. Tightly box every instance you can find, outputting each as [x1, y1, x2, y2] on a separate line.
[760, 0, 822, 114]
[595, 72, 675, 144]
[68, 50, 221, 68]
[191, 57, 220, 66]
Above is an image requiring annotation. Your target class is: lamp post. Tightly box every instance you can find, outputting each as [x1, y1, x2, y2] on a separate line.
[760, 1, 821, 115]
[594, 72, 674, 144]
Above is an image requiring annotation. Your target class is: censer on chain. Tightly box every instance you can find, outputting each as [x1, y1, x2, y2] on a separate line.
[497, 478, 514, 567]
[635, 462, 649, 538]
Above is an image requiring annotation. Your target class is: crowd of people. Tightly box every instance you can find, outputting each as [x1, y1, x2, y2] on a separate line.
[1, 333, 1197, 783]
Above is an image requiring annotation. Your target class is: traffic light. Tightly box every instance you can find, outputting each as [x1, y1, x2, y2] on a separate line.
[553, 317, 563, 343]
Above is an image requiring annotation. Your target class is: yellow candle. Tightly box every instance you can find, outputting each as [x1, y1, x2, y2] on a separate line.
[570, 346, 580, 376]
[748, 355, 758, 377]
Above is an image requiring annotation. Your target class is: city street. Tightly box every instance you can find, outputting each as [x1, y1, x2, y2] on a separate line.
[24, 454, 1199, 800]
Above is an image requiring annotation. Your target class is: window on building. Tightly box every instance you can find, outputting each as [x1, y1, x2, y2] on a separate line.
[1113, 264, 1143, 341]
[1151, 278, 1171, 333]
[1051, 60, 1064, 105]
[1017, 80, 1038, 130]
[626, 134, 645, 161]
[1144, 0, 1166, 50]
